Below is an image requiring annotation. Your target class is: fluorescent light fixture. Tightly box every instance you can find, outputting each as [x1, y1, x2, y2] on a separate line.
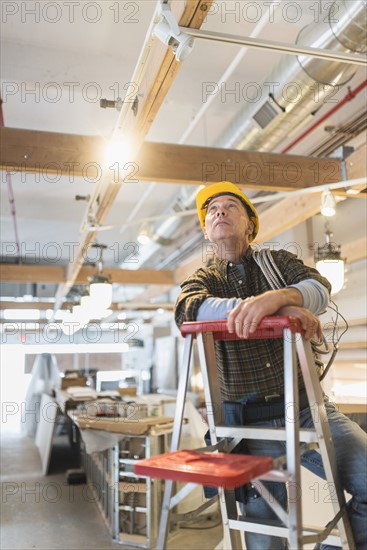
[23, 344, 130, 354]
[47, 309, 70, 321]
[3, 309, 41, 320]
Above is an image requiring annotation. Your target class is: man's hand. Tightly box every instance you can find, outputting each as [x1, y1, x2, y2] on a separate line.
[277, 306, 322, 341]
[227, 289, 321, 340]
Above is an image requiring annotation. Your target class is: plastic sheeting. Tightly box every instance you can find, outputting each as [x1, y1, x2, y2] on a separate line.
[22, 353, 60, 437]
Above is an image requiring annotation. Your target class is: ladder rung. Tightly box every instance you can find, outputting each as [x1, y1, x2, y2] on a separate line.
[228, 518, 342, 547]
[229, 517, 288, 538]
[216, 425, 318, 443]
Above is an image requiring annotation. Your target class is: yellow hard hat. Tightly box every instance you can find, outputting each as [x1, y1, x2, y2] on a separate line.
[196, 181, 259, 242]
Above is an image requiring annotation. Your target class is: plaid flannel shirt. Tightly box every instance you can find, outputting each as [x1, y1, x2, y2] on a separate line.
[175, 247, 331, 402]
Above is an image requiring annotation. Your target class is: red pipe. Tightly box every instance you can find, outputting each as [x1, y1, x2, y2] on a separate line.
[281, 80, 367, 154]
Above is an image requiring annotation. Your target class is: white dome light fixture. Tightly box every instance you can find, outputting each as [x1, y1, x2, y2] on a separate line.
[315, 228, 345, 295]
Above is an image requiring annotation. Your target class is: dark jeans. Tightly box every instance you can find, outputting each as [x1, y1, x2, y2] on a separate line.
[206, 401, 367, 550]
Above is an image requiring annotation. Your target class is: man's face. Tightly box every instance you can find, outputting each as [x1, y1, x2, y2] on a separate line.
[203, 195, 254, 242]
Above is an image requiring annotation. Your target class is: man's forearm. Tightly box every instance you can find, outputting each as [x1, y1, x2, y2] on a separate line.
[197, 279, 329, 321]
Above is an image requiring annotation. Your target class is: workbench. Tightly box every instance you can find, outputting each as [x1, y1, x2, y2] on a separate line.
[56, 390, 176, 548]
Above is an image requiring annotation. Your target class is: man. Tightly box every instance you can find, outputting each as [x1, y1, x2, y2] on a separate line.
[175, 181, 367, 549]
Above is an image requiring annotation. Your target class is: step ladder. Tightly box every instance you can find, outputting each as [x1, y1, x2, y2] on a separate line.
[135, 316, 355, 550]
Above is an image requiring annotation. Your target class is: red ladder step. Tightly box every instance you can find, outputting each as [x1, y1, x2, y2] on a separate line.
[134, 450, 273, 489]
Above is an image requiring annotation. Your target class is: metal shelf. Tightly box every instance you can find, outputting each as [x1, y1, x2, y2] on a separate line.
[82, 430, 172, 548]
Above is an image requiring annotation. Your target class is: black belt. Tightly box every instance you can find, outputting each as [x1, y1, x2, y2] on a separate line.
[223, 389, 309, 424]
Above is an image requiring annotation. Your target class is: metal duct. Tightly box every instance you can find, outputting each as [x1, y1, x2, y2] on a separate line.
[217, 0, 367, 152]
[138, 0, 366, 270]
[137, 186, 199, 267]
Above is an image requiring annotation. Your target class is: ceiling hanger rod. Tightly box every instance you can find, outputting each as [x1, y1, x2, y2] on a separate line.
[179, 27, 367, 66]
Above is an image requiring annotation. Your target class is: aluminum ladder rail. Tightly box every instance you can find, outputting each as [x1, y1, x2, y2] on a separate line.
[156, 316, 355, 550]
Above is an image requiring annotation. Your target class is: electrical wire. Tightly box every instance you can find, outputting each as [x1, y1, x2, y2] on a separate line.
[179, 512, 222, 530]
[319, 300, 349, 381]
[252, 249, 348, 380]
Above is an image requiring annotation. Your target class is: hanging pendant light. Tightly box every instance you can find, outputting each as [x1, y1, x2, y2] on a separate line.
[72, 304, 90, 327]
[315, 227, 345, 295]
[89, 278, 113, 310]
[137, 221, 153, 245]
[88, 244, 113, 312]
[320, 189, 336, 217]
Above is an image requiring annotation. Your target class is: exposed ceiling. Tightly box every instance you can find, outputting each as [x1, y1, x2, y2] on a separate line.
[0, 0, 366, 337]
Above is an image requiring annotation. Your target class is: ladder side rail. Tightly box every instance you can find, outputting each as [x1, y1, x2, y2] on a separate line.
[251, 480, 290, 527]
[284, 328, 303, 548]
[171, 333, 195, 452]
[197, 332, 243, 550]
[156, 319, 353, 550]
[156, 333, 194, 550]
[197, 332, 224, 427]
[295, 337, 356, 550]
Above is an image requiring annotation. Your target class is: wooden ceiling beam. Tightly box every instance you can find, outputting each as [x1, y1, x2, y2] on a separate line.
[0, 264, 65, 283]
[345, 142, 367, 181]
[51, 0, 215, 312]
[0, 127, 103, 177]
[0, 264, 174, 285]
[255, 193, 322, 244]
[136, 143, 343, 190]
[0, 300, 173, 311]
[0, 301, 65, 310]
[1, 127, 345, 191]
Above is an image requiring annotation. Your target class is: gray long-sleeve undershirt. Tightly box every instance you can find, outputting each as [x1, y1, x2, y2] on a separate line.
[197, 278, 329, 321]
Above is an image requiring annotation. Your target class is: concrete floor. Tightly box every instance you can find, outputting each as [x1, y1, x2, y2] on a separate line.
[1, 431, 223, 550]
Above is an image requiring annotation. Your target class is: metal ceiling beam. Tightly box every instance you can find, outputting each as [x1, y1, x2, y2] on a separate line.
[1, 127, 345, 190]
